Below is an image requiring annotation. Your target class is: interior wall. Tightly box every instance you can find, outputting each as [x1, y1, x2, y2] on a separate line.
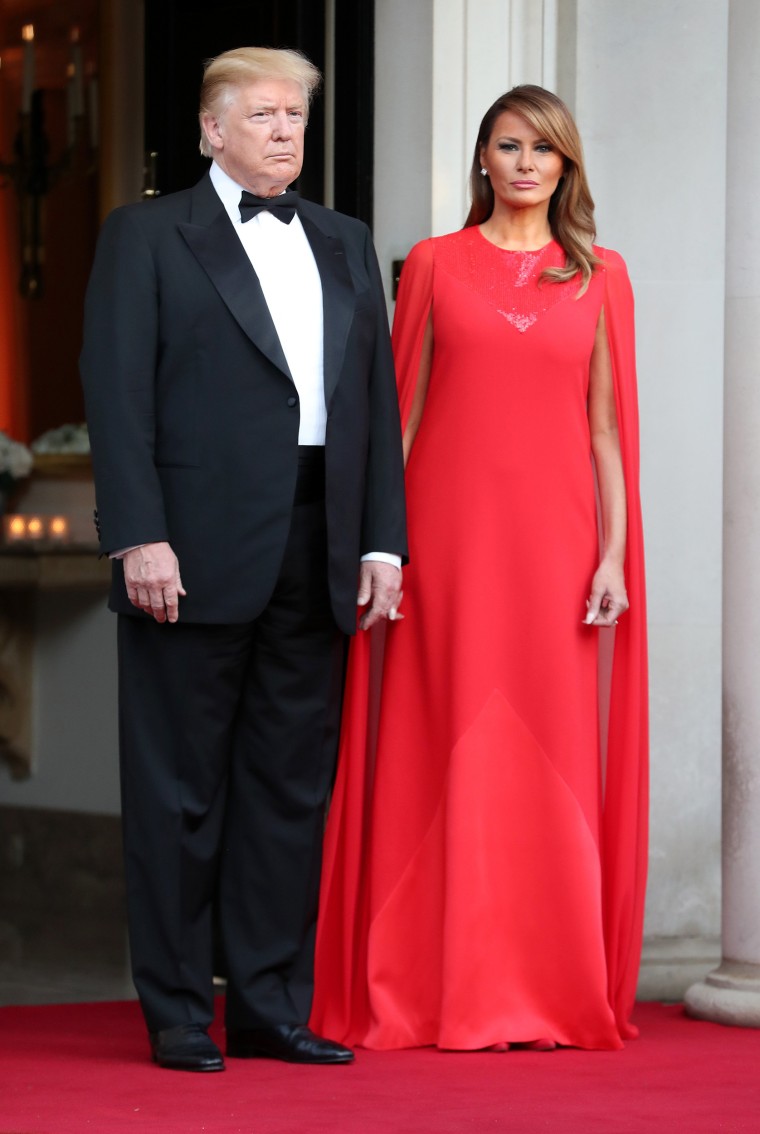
[0, 591, 120, 815]
[0, 0, 138, 818]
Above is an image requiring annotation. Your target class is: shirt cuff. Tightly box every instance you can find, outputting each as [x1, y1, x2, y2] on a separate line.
[109, 545, 145, 559]
[360, 552, 402, 570]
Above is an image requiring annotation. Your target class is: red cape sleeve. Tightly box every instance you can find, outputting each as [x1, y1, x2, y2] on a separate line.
[598, 247, 650, 1038]
[391, 239, 435, 434]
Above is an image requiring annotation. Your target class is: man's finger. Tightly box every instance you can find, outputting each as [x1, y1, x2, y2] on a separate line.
[163, 587, 180, 623]
[356, 563, 373, 606]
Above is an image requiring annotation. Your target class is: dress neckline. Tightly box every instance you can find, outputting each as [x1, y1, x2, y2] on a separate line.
[474, 227, 557, 255]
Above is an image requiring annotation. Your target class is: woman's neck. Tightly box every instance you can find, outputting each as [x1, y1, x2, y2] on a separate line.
[478, 203, 553, 251]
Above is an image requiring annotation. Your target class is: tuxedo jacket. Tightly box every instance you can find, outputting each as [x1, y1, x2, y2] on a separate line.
[80, 174, 407, 635]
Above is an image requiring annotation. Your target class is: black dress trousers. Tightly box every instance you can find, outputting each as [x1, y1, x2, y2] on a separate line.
[117, 449, 346, 1032]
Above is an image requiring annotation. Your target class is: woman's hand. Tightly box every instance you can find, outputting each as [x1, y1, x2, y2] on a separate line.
[584, 558, 628, 627]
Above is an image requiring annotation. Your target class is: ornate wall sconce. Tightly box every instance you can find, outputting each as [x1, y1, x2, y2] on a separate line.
[0, 24, 98, 300]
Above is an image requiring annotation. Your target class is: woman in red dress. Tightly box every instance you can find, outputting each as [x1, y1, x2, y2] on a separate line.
[312, 86, 648, 1052]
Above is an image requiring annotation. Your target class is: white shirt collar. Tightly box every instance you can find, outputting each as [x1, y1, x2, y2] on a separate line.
[209, 161, 248, 225]
[209, 161, 293, 226]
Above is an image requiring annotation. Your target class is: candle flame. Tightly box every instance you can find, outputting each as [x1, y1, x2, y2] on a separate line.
[22, 24, 34, 43]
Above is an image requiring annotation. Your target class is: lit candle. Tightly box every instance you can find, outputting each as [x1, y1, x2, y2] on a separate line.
[21, 24, 35, 114]
[26, 516, 44, 541]
[5, 515, 27, 542]
[48, 516, 69, 542]
[70, 27, 84, 118]
[66, 62, 76, 145]
[88, 71, 99, 148]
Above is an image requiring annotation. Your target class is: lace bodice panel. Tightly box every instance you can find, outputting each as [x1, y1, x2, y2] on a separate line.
[434, 229, 580, 333]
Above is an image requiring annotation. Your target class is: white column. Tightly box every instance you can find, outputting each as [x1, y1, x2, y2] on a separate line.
[431, 0, 560, 236]
[685, 0, 760, 1027]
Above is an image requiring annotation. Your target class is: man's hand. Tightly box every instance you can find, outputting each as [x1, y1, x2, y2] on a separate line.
[123, 542, 186, 623]
[357, 561, 403, 631]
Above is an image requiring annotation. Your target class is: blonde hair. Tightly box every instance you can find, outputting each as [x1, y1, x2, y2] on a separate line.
[199, 47, 322, 157]
[465, 85, 599, 294]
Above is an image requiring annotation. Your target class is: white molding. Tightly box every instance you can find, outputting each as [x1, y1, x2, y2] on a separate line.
[638, 937, 721, 1002]
[430, 0, 561, 235]
[432, 0, 468, 234]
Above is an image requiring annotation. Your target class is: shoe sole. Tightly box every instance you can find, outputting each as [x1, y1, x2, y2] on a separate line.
[226, 1045, 353, 1065]
[153, 1056, 225, 1072]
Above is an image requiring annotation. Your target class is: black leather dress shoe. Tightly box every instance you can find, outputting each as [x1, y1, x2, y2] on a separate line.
[226, 1024, 354, 1064]
[149, 1023, 225, 1071]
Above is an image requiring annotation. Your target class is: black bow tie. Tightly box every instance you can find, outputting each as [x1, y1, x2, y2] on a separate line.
[239, 189, 299, 224]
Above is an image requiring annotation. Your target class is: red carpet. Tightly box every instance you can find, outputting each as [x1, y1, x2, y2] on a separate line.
[1, 1001, 759, 1133]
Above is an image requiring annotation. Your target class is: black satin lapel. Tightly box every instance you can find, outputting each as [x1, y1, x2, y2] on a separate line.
[299, 215, 355, 405]
[178, 211, 292, 381]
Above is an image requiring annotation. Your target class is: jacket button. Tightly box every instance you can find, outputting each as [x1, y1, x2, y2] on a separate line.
[287, 395, 298, 407]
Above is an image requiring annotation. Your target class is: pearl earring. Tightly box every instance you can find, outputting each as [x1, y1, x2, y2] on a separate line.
[480, 167, 488, 177]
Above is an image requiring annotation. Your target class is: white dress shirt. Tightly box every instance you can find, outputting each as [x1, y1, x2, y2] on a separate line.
[210, 161, 326, 444]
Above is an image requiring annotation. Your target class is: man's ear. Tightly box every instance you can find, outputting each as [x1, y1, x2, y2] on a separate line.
[201, 112, 223, 152]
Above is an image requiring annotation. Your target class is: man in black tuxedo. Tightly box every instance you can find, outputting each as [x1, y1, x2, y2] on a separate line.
[80, 47, 406, 1072]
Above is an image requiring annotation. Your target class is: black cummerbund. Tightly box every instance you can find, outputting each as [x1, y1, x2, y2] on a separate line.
[294, 445, 326, 505]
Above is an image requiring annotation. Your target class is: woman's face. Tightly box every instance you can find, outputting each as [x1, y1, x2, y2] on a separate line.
[480, 110, 565, 212]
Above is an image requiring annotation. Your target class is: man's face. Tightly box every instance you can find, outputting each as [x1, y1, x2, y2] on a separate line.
[202, 78, 306, 196]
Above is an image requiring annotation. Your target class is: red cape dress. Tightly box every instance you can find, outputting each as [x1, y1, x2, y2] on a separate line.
[311, 229, 648, 1050]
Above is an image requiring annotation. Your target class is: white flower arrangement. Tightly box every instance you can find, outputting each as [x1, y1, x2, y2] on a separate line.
[0, 431, 33, 490]
[31, 422, 90, 455]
